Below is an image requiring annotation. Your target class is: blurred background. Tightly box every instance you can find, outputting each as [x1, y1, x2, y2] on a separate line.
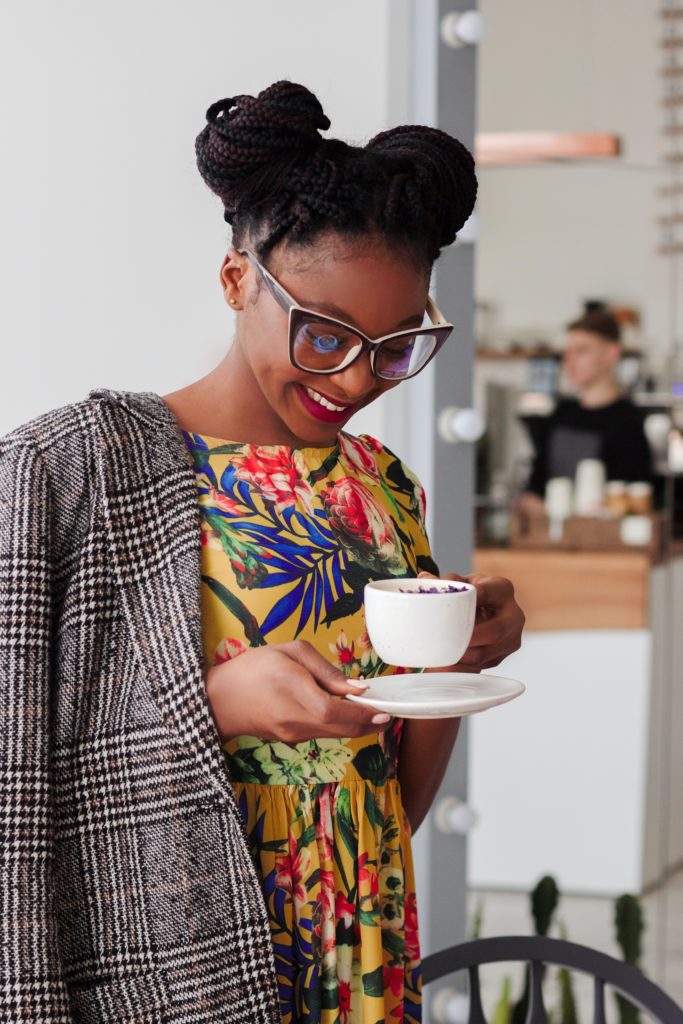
[2, 1, 681, 1021]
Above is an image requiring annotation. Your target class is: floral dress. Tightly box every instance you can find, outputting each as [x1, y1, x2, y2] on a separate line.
[182, 428, 438, 1024]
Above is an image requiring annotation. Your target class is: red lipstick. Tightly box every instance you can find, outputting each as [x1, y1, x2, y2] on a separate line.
[294, 383, 355, 423]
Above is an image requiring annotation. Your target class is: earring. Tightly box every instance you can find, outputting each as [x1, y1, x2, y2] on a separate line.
[229, 298, 237, 306]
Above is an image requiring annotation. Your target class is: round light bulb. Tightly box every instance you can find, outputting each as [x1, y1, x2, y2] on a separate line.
[440, 10, 486, 49]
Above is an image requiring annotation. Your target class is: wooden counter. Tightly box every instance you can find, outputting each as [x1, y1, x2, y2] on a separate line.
[474, 548, 651, 630]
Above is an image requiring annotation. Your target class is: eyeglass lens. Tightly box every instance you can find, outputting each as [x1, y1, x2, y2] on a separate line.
[292, 318, 440, 380]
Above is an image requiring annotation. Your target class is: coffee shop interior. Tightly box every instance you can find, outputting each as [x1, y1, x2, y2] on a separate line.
[463, 0, 683, 1016]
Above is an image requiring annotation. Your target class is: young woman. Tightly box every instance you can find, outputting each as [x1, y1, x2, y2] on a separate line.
[0, 81, 523, 1024]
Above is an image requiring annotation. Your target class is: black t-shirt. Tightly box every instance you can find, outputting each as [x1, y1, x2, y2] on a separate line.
[524, 397, 653, 497]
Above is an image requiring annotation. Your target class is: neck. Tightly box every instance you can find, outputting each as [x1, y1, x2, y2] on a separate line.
[163, 348, 299, 445]
[578, 377, 622, 409]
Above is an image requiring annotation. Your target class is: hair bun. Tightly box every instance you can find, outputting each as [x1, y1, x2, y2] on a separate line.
[367, 125, 477, 247]
[196, 81, 331, 219]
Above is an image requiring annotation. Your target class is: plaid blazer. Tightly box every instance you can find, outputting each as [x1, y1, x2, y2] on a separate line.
[0, 388, 281, 1023]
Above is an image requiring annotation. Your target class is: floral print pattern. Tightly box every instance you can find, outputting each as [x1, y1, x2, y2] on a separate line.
[184, 429, 438, 1024]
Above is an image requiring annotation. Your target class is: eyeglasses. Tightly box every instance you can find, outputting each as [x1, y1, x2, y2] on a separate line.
[238, 248, 454, 382]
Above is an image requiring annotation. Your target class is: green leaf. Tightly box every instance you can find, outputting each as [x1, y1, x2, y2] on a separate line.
[201, 574, 266, 646]
[258, 837, 289, 853]
[492, 976, 512, 1024]
[206, 442, 253, 456]
[615, 894, 644, 966]
[362, 965, 384, 998]
[385, 457, 418, 497]
[531, 875, 560, 937]
[364, 786, 385, 832]
[297, 824, 317, 854]
[353, 746, 388, 787]
[416, 554, 441, 577]
[307, 445, 341, 485]
[341, 560, 375, 590]
[381, 928, 404, 960]
[360, 908, 380, 927]
[323, 588, 364, 626]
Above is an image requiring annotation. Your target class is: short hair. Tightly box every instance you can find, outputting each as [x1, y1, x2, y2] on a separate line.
[567, 310, 621, 343]
[195, 80, 477, 270]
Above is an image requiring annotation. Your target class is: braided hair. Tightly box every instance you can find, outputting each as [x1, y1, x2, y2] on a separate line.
[195, 80, 477, 269]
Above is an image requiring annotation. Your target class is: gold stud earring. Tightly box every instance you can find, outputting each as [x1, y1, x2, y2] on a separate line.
[229, 298, 237, 306]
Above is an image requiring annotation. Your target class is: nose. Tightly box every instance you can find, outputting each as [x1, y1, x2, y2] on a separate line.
[329, 351, 377, 402]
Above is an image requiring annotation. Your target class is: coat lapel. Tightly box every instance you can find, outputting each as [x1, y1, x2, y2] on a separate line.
[86, 388, 237, 805]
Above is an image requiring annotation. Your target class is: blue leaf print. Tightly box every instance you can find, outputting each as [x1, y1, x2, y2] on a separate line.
[294, 509, 335, 545]
[296, 576, 316, 637]
[331, 551, 344, 596]
[313, 571, 323, 629]
[260, 577, 307, 635]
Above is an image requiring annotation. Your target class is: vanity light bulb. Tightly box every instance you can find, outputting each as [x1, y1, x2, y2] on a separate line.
[440, 10, 486, 49]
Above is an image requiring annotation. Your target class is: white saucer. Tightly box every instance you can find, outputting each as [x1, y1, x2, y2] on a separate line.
[346, 672, 525, 719]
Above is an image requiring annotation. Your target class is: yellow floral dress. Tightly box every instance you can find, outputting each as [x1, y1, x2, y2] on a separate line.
[183, 428, 438, 1024]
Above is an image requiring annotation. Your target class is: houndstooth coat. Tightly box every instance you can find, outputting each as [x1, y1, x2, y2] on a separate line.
[0, 388, 282, 1023]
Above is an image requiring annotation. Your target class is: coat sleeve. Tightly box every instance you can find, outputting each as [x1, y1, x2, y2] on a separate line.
[0, 435, 72, 1021]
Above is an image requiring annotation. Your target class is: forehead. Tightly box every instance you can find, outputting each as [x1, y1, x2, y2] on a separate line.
[268, 236, 430, 334]
[565, 329, 607, 349]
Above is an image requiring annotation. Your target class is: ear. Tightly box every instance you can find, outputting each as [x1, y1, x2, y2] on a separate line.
[219, 248, 250, 310]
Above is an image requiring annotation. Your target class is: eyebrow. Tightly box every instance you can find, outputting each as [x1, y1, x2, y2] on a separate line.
[301, 298, 425, 332]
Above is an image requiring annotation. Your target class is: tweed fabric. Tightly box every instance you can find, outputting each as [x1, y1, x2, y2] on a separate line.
[0, 389, 281, 1023]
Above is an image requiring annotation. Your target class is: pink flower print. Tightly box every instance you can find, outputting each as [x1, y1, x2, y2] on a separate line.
[335, 891, 355, 928]
[199, 483, 242, 516]
[274, 831, 312, 912]
[214, 637, 247, 664]
[199, 520, 222, 550]
[338, 979, 352, 1024]
[329, 630, 356, 675]
[321, 477, 403, 573]
[404, 891, 421, 963]
[232, 446, 315, 512]
[315, 789, 335, 862]
[383, 964, 405, 999]
[339, 433, 381, 481]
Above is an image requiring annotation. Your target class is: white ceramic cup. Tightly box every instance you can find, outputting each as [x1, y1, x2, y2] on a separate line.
[544, 477, 573, 520]
[574, 458, 606, 516]
[364, 577, 477, 668]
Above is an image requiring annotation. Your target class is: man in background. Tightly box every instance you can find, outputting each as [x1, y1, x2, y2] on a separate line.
[521, 309, 653, 505]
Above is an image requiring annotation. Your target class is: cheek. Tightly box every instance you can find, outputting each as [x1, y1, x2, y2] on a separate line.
[243, 307, 292, 375]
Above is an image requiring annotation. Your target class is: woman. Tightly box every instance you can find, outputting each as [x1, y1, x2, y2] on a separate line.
[0, 81, 524, 1024]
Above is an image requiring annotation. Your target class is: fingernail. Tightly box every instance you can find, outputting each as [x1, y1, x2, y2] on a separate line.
[372, 713, 391, 724]
[349, 679, 369, 689]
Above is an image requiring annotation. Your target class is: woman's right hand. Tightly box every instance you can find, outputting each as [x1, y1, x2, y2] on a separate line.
[204, 640, 390, 744]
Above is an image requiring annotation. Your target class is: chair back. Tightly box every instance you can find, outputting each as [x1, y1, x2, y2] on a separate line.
[422, 935, 683, 1024]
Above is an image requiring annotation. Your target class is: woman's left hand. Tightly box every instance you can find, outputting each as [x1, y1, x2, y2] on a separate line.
[418, 570, 525, 672]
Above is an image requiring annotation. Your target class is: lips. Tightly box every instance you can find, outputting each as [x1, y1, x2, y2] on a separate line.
[294, 383, 357, 423]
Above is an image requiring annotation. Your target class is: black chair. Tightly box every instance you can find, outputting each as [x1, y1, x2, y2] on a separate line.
[422, 935, 683, 1024]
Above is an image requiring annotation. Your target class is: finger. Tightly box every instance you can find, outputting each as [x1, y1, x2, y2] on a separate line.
[279, 639, 369, 695]
[469, 610, 521, 648]
[466, 574, 516, 612]
[291, 673, 390, 737]
[419, 570, 470, 584]
[457, 641, 519, 669]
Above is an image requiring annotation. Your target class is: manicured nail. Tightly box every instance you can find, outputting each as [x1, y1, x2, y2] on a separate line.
[349, 678, 369, 689]
[372, 713, 391, 724]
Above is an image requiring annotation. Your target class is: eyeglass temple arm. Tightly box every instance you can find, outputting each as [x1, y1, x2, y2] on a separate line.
[426, 296, 450, 327]
[240, 249, 292, 315]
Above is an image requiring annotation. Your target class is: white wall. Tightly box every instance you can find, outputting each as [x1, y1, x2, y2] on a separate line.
[0, 0, 411, 441]
[475, 0, 675, 364]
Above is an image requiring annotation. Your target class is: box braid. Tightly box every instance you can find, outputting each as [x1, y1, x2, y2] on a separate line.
[195, 80, 477, 270]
